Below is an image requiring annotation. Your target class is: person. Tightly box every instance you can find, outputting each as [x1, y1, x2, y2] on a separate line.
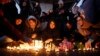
[20, 0, 30, 19]
[14, 18, 25, 33]
[42, 20, 61, 46]
[61, 21, 74, 40]
[53, 0, 64, 13]
[24, 16, 41, 42]
[0, 0, 25, 41]
[2, 0, 18, 24]
[33, 2, 41, 19]
[62, 19, 84, 42]
[39, 12, 48, 31]
[40, 12, 48, 22]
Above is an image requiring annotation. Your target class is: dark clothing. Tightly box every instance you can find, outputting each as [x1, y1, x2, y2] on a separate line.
[33, 5, 41, 19]
[20, 0, 31, 19]
[2, 1, 18, 24]
[0, 16, 24, 41]
[1, 1, 25, 41]
[61, 28, 74, 39]
[24, 27, 41, 39]
[0, 16, 5, 36]
[40, 16, 48, 22]
[42, 26, 61, 46]
[61, 24, 84, 42]
[43, 29, 60, 41]
[73, 31, 85, 42]
[14, 24, 25, 33]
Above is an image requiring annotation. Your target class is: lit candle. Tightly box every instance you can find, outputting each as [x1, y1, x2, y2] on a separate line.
[65, 48, 69, 52]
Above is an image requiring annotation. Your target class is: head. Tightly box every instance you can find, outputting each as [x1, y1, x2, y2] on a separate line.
[58, 0, 64, 8]
[22, 1, 27, 6]
[27, 16, 38, 29]
[15, 18, 22, 26]
[49, 20, 56, 29]
[35, 2, 39, 6]
[77, 16, 84, 27]
[66, 22, 72, 30]
[21, 0, 28, 6]
[80, 9, 85, 19]
[28, 18, 37, 29]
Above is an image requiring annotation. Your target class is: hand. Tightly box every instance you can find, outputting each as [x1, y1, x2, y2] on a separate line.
[31, 33, 37, 39]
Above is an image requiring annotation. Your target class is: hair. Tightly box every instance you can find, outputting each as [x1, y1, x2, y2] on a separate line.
[66, 21, 72, 25]
[28, 18, 37, 23]
[77, 11, 85, 20]
[47, 19, 57, 30]
[42, 12, 47, 16]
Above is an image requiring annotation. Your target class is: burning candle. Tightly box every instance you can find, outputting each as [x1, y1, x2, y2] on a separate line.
[65, 48, 69, 52]
[78, 48, 81, 51]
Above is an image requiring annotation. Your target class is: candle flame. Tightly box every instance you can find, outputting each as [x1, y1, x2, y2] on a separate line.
[7, 40, 43, 51]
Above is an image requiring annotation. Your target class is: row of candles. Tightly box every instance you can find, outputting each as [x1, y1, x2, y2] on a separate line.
[6, 39, 56, 51]
[7, 40, 43, 51]
[6, 39, 96, 53]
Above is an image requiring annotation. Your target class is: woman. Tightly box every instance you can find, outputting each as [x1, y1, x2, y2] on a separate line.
[24, 16, 41, 42]
[42, 20, 61, 46]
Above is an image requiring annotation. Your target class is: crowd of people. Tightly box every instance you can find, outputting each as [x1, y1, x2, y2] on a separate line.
[0, 0, 100, 49]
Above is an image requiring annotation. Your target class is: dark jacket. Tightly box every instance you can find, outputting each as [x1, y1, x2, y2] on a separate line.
[2, 1, 18, 24]
[24, 16, 42, 40]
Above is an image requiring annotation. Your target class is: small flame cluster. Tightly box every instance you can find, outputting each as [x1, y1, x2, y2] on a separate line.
[6, 39, 58, 52]
[7, 40, 43, 51]
[6, 39, 96, 52]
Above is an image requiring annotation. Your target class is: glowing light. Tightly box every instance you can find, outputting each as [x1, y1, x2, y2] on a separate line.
[65, 48, 69, 52]
[45, 43, 55, 52]
[83, 48, 86, 51]
[55, 47, 59, 52]
[33, 40, 43, 51]
[73, 49, 75, 52]
[7, 40, 43, 51]
[78, 48, 81, 51]
[92, 48, 95, 51]
[86, 48, 89, 50]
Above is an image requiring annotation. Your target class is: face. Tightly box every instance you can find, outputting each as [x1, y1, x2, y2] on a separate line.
[35, 2, 39, 6]
[15, 19, 22, 25]
[28, 20, 36, 29]
[59, 3, 63, 8]
[66, 22, 72, 30]
[77, 17, 83, 26]
[23, 2, 27, 6]
[49, 21, 55, 29]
